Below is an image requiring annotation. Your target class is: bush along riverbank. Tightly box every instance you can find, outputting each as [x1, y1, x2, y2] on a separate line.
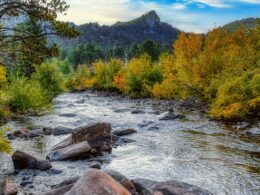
[71, 26, 260, 122]
[0, 61, 69, 153]
[1, 122, 213, 195]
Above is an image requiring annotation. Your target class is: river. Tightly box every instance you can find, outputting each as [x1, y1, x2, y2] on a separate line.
[1, 91, 259, 195]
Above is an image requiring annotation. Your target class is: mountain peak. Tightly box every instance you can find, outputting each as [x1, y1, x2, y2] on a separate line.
[142, 10, 160, 22]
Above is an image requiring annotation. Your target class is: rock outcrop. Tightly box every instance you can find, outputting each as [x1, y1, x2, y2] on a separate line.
[12, 150, 51, 171]
[47, 123, 112, 161]
[65, 169, 131, 195]
[132, 178, 213, 195]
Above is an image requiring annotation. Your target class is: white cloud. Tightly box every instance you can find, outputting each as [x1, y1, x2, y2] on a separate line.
[58, 0, 259, 33]
[188, 0, 260, 8]
[188, 0, 231, 8]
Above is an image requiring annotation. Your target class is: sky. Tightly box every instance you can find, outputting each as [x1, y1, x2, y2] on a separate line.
[58, 0, 260, 33]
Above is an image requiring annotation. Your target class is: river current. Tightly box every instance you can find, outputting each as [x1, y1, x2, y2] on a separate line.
[1, 91, 259, 195]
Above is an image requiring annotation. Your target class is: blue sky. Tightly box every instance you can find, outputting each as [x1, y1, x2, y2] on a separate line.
[59, 0, 260, 33]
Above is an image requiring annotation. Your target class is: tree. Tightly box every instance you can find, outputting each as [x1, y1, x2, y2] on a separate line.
[140, 40, 160, 61]
[0, 0, 79, 74]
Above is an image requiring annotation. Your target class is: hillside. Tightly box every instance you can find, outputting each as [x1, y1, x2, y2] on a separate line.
[223, 18, 260, 32]
[58, 11, 181, 48]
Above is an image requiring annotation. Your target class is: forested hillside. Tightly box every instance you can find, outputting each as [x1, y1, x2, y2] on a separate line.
[56, 11, 180, 48]
[223, 18, 260, 32]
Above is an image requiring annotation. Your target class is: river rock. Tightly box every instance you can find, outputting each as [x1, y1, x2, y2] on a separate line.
[51, 137, 73, 151]
[132, 178, 212, 195]
[65, 169, 131, 195]
[89, 161, 102, 169]
[48, 123, 112, 161]
[114, 109, 131, 113]
[131, 110, 145, 114]
[36, 160, 52, 171]
[148, 126, 159, 131]
[12, 150, 51, 171]
[12, 127, 41, 138]
[0, 180, 18, 195]
[12, 128, 32, 138]
[51, 176, 80, 189]
[47, 141, 91, 161]
[112, 134, 120, 142]
[112, 129, 137, 136]
[59, 113, 77, 118]
[246, 127, 260, 136]
[105, 169, 136, 194]
[52, 127, 73, 136]
[159, 111, 186, 121]
[43, 127, 52, 135]
[20, 181, 33, 187]
[114, 138, 136, 146]
[47, 169, 63, 175]
[0, 153, 15, 176]
[72, 123, 112, 152]
[44, 184, 74, 195]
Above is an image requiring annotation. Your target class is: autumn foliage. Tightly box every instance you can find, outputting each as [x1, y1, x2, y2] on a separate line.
[72, 25, 260, 120]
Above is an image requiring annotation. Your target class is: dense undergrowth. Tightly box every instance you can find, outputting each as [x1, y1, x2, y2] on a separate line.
[0, 62, 67, 152]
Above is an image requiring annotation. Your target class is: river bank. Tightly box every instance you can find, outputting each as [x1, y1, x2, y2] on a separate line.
[0, 91, 259, 194]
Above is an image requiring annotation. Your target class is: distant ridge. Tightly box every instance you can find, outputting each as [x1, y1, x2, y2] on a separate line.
[222, 18, 260, 32]
[57, 10, 181, 48]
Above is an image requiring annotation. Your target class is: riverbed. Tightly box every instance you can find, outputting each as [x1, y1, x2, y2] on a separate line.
[1, 91, 260, 195]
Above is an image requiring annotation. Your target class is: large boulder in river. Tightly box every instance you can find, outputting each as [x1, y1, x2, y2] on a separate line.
[132, 178, 212, 195]
[47, 123, 112, 161]
[65, 169, 131, 195]
[0, 179, 18, 195]
[112, 129, 137, 136]
[0, 153, 15, 176]
[105, 169, 136, 194]
[47, 141, 92, 161]
[12, 150, 51, 171]
[72, 123, 112, 152]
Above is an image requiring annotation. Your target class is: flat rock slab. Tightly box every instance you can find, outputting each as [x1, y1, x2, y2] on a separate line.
[112, 129, 137, 136]
[47, 141, 91, 161]
[132, 178, 212, 195]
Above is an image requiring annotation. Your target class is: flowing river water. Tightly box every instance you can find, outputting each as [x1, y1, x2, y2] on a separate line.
[1, 91, 260, 195]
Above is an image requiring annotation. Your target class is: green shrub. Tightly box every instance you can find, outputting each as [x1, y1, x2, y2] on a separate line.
[93, 59, 122, 90]
[0, 129, 12, 153]
[33, 62, 66, 98]
[8, 77, 48, 113]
